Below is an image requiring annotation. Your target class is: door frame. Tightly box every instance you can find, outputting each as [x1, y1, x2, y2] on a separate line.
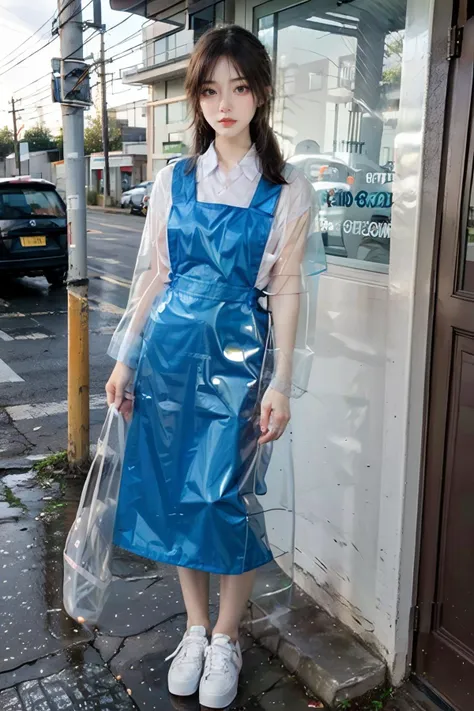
[413, 0, 474, 702]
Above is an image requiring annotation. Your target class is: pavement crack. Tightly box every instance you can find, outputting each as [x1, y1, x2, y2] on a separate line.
[105, 611, 187, 666]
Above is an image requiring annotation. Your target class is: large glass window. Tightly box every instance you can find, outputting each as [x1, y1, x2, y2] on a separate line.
[190, 2, 225, 42]
[167, 100, 188, 124]
[153, 105, 167, 154]
[257, 0, 407, 271]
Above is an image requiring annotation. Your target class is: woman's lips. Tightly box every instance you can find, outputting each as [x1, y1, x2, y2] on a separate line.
[218, 119, 237, 126]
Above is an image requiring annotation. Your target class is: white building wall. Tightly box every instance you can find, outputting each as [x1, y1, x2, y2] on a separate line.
[240, 0, 438, 678]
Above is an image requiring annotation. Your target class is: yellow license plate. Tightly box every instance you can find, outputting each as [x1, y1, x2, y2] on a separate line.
[20, 236, 46, 247]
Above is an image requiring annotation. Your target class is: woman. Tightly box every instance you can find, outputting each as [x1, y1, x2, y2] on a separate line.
[106, 25, 323, 709]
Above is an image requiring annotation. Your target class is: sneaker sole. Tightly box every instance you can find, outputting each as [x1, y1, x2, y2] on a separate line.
[199, 681, 238, 709]
[168, 674, 201, 697]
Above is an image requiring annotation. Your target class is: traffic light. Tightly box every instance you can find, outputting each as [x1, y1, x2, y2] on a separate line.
[51, 58, 92, 107]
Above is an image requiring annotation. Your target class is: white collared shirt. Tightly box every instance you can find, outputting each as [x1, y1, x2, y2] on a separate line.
[108, 141, 319, 375]
[197, 142, 261, 205]
[150, 142, 314, 289]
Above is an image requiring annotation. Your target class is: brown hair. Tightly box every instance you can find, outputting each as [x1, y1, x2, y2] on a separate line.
[184, 25, 286, 185]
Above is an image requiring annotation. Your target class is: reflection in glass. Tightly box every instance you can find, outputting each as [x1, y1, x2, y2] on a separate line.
[258, 0, 407, 270]
[462, 179, 474, 292]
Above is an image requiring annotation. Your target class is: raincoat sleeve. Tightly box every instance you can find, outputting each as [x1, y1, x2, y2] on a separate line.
[107, 169, 171, 369]
[264, 168, 327, 398]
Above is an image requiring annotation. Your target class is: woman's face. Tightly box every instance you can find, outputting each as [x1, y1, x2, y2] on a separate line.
[199, 57, 257, 140]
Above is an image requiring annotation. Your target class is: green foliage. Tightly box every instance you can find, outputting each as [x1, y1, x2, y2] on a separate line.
[382, 33, 404, 86]
[55, 128, 64, 160]
[84, 112, 122, 155]
[33, 450, 68, 488]
[1, 483, 27, 512]
[87, 189, 98, 205]
[23, 124, 57, 152]
[0, 125, 14, 159]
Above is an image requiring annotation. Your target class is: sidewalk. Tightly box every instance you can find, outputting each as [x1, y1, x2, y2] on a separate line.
[87, 204, 126, 215]
[0, 466, 324, 711]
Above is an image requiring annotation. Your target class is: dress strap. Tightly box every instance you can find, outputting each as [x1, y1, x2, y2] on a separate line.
[171, 158, 196, 205]
[249, 176, 283, 216]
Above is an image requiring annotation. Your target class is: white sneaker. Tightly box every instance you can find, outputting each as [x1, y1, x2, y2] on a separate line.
[199, 634, 243, 709]
[166, 626, 209, 697]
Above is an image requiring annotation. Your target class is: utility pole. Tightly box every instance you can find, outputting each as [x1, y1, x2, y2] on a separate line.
[9, 97, 21, 176]
[57, 0, 90, 466]
[99, 28, 111, 206]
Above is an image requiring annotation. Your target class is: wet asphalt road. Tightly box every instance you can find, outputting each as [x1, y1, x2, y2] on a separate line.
[0, 209, 144, 463]
[0, 210, 323, 710]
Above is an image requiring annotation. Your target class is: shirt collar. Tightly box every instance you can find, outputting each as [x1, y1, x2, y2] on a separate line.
[199, 142, 261, 182]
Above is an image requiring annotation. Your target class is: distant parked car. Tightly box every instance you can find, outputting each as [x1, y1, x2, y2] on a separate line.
[0, 177, 67, 287]
[120, 184, 140, 209]
[129, 181, 154, 214]
[140, 182, 154, 217]
[137, 158, 182, 217]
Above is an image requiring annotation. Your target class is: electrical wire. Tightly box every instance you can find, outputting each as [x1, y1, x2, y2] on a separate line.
[12, 10, 148, 110]
[18, 90, 52, 112]
[57, 0, 80, 20]
[0, 9, 56, 68]
[0, 25, 55, 73]
[58, 0, 94, 30]
[0, 35, 58, 80]
[13, 73, 50, 97]
[64, 29, 101, 60]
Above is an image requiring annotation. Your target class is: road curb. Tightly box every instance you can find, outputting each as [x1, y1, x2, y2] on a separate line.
[87, 206, 125, 215]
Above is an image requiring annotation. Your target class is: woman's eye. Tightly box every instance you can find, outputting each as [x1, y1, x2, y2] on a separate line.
[201, 88, 216, 96]
[235, 85, 250, 94]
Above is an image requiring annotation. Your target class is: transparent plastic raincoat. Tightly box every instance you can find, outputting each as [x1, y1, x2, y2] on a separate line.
[64, 148, 326, 626]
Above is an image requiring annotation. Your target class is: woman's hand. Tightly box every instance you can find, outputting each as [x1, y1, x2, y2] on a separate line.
[105, 362, 135, 421]
[258, 387, 291, 444]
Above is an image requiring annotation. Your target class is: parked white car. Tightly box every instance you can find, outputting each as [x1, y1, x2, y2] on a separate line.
[120, 181, 153, 212]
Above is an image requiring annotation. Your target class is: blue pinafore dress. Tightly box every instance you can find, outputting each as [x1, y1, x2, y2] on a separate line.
[113, 159, 283, 575]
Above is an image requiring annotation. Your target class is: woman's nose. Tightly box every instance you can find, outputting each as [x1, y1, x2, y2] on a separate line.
[219, 93, 232, 113]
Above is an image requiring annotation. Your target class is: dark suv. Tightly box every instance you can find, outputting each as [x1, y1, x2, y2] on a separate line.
[0, 177, 67, 287]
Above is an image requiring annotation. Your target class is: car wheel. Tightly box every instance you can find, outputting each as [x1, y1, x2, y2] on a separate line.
[45, 269, 67, 288]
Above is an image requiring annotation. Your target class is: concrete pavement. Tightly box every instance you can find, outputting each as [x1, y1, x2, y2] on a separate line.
[0, 210, 325, 711]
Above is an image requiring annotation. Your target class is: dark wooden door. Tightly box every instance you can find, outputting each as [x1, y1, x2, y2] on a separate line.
[415, 9, 474, 710]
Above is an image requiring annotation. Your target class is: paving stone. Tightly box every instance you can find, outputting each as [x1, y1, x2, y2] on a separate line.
[258, 677, 325, 710]
[235, 646, 286, 705]
[98, 574, 187, 637]
[0, 687, 23, 710]
[0, 664, 135, 710]
[110, 615, 188, 711]
[0, 517, 92, 674]
[94, 634, 125, 663]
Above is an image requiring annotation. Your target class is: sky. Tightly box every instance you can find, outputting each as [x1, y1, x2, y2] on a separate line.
[0, 0, 148, 137]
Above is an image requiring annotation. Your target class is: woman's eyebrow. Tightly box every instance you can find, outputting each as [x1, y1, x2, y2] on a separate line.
[202, 77, 247, 84]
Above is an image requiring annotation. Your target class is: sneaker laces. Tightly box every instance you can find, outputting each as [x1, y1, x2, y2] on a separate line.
[165, 633, 208, 664]
[203, 638, 234, 677]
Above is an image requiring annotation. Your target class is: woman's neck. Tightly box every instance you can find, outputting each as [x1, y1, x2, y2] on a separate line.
[214, 132, 252, 174]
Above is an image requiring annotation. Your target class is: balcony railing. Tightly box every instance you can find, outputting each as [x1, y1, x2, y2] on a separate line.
[153, 30, 194, 67]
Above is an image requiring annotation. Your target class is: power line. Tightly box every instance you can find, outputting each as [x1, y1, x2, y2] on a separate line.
[0, 0, 98, 80]
[18, 90, 52, 112]
[0, 35, 58, 80]
[57, 0, 78, 19]
[12, 10, 148, 112]
[0, 25, 54, 73]
[65, 28, 101, 60]
[13, 73, 50, 97]
[0, 9, 56, 69]
[58, 0, 94, 30]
